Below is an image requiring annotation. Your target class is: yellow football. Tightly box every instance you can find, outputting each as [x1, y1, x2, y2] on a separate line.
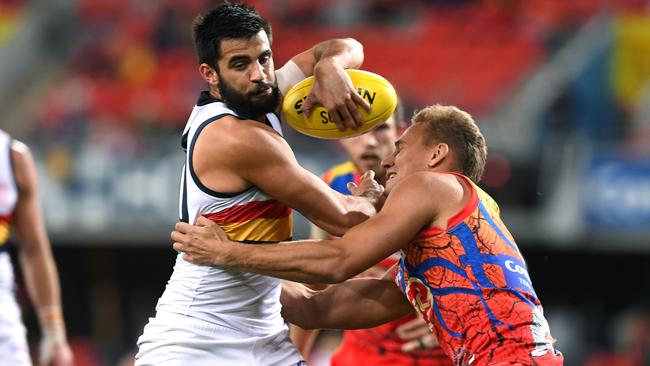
[281, 69, 397, 139]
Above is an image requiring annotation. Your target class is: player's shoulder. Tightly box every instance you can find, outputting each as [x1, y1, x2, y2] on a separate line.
[322, 161, 358, 191]
[196, 115, 292, 167]
[323, 161, 357, 179]
[8, 139, 36, 192]
[201, 114, 284, 146]
[391, 171, 466, 200]
[9, 139, 33, 166]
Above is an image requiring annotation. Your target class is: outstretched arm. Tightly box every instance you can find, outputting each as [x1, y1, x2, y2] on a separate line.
[173, 173, 448, 283]
[12, 141, 73, 366]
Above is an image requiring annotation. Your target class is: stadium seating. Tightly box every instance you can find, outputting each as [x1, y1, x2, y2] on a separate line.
[31, 0, 646, 134]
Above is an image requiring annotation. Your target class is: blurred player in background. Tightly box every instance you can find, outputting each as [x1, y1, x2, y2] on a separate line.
[135, 2, 382, 365]
[291, 101, 452, 365]
[172, 105, 564, 366]
[0, 130, 73, 366]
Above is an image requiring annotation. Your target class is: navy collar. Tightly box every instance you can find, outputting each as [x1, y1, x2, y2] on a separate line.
[195, 90, 276, 129]
[197, 91, 222, 106]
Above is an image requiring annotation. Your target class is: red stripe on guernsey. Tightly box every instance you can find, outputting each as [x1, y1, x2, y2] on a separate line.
[204, 200, 291, 224]
[0, 214, 12, 223]
[418, 172, 478, 239]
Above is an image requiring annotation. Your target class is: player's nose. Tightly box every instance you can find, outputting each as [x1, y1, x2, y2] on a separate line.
[250, 61, 267, 82]
[381, 153, 394, 168]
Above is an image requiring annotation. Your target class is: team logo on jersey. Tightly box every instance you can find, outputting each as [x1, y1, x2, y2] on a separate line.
[496, 254, 537, 299]
[405, 276, 433, 325]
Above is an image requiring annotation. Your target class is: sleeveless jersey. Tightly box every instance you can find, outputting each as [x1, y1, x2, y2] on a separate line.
[155, 92, 292, 336]
[0, 130, 16, 252]
[394, 172, 563, 366]
[324, 161, 451, 366]
[0, 130, 25, 346]
[0, 130, 18, 292]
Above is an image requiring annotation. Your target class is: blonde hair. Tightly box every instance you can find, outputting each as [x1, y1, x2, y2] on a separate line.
[412, 105, 487, 182]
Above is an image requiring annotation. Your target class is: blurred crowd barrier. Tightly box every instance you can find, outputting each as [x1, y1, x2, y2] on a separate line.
[5, 0, 644, 249]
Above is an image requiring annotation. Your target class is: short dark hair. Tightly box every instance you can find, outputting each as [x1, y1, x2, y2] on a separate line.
[192, 1, 272, 69]
[412, 105, 487, 183]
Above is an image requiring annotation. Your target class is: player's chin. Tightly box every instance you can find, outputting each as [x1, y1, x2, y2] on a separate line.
[384, 181, 395, 194]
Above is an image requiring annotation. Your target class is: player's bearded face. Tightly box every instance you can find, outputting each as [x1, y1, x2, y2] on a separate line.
[218, 74, 280, 119]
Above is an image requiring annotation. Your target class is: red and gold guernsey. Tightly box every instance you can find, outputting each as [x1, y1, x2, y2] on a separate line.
[324, 161, 451, 366]
[394, 172, 563, 366]
[202, 197, 292, 243]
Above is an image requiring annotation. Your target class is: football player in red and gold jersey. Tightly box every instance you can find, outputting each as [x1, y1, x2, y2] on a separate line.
[291, 102, 451, 365]
[172, 105, 564, 366]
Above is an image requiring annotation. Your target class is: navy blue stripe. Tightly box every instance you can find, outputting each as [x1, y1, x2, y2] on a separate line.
[196, 91, 223, 106]
[238, 236, 292, 244]
[263, 115, 273, 128]
[180, 168, 189, 223]
[188, 114, 254, 198]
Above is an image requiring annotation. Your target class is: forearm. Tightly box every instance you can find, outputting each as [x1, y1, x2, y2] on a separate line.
[18, 245, 69, 354]
[309, 194, 376, 237]
[283, 278, 413, 330]
[223, 239, 351, 284]
[15, 203, 65, 332]
[18, 247, 64, 319]
[313, 38, 364, 70]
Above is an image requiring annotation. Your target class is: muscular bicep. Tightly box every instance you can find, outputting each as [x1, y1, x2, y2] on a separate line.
[10, 142, 49, 251]
[236, 130, 367, 235]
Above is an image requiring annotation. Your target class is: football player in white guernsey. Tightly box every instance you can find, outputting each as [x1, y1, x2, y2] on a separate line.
[0, 130, 73, 366]
[135, 2, 382, 366]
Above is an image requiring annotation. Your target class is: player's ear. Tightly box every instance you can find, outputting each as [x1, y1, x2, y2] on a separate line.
[428, 143, 449, 168]
[199, 63, 219, 87]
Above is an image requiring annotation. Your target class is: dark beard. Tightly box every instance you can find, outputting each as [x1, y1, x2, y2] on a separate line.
[218, 75, 280, 120]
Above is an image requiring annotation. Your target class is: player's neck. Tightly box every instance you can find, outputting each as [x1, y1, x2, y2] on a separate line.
[209, 89, 222, 101]
[209, 88, 266, 122]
